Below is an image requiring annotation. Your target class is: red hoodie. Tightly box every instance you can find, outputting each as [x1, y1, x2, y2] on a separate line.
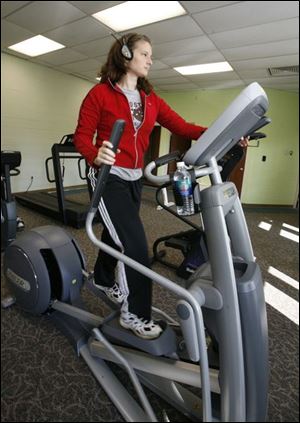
[74, 80, 206, 168]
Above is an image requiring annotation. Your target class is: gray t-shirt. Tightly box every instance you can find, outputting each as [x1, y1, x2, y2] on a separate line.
[111, 87, 144, 181]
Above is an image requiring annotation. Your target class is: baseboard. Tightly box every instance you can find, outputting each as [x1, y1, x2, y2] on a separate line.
[242, 204, 298, 213]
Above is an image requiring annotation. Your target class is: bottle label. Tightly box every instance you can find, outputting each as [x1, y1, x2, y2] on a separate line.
[172, 180, 183, 206]
[176, 180, 192, 196]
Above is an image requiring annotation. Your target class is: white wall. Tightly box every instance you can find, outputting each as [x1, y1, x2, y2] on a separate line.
[2, 52, 94, 193]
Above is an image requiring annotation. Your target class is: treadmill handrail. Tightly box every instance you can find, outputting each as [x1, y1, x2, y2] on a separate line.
[45, 157, 55, 183]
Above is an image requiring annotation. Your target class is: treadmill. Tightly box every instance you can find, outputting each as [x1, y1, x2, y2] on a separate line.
[15, 135, 91, 229]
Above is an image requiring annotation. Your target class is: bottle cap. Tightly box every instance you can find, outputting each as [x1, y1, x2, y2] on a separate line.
[176, 161, 185, 168]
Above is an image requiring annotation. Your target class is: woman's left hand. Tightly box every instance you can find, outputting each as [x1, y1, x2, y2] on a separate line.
[238, 136, 250, 148]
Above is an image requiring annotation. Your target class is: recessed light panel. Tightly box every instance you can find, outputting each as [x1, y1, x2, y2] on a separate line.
[93, 1, 186, 32]
[174, 62, 233, 75]
[8, 35, 65, 57]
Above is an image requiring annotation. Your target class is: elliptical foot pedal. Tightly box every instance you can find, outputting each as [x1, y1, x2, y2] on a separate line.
[101, 316, 177, 356]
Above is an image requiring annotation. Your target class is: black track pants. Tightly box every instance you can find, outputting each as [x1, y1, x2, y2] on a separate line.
[88, 169, 152, 320]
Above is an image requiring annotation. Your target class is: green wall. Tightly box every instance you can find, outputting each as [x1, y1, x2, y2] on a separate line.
[157, 87, 299, 206]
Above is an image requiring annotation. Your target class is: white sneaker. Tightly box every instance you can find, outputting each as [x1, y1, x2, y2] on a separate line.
[16, 217, 25, 231]
[93, 282, 126, 304]
[120, 311, 163, 339]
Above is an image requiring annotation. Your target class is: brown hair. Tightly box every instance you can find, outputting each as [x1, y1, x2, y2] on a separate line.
[98, 33, 153, 95]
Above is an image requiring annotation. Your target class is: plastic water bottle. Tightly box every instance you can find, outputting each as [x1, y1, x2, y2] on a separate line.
[173, 162, 195, 216]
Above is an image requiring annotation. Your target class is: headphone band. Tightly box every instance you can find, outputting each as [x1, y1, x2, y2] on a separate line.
[111, 33, 133, 60]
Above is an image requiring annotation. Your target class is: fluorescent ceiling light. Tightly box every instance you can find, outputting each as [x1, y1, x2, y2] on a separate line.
[8, 35, 65, 57]
[174, 62, 233, 75]
[92, 1, 186, 32]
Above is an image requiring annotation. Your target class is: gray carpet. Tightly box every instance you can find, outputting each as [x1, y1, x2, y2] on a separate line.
[1, 187, 299, 422]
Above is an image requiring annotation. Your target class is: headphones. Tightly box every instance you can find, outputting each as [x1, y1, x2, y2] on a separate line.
[111, 33, 133, 60]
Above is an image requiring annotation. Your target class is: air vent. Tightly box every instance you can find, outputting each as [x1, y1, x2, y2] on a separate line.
[268, 66, 299, 76]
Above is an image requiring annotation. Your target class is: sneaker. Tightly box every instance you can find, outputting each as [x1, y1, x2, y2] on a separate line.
[120, 311, 163, 340]
[16, 217, 25, 231]
[93, 282, 126, 304]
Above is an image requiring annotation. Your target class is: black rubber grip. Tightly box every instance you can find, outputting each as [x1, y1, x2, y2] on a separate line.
[154, 150, 182, 167]
[248, 132, 267, 140]
[90, 120, 125, 210]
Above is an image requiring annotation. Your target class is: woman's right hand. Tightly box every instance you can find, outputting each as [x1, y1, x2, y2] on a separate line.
[93, 140, 120, 167]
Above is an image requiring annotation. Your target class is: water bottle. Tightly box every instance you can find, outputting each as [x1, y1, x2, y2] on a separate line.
[173, 162, 195, 216]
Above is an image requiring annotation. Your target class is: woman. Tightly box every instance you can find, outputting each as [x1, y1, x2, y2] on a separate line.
[74, 33, 247, 340]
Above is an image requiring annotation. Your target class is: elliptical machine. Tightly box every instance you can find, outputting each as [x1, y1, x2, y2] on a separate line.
[1, 150, 23, 250]
[3, 82, 270, 422]
[151, 129, 268, 279]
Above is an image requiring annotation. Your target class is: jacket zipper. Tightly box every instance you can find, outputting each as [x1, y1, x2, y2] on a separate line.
[110, 80, 148, 168]
[134, 99, 147, 168]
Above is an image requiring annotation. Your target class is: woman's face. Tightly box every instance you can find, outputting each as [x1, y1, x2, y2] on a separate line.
[127, 40, 153, 78]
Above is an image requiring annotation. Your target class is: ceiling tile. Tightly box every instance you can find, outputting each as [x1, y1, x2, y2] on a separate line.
[74, 69, 101, 79]
[1, 20, 35, 49]
[1, 1, 31, 18]
[156, 82, 199, 91]
[1, 1, 298, 93]
[244, 77, 299, 92]
[125, 16, 203, 44]
[44, 17, 110, 46]
[37, 48, 89, 66]
[187, 70, 241, 83]
[161, 50, 226, 67]
[181, 1, 241, 14]
[194, 80, 245, 90]
[149, 60, 170, 71]
[72, 36, 113, 57]
[210, 18, 299, 49]
[236, 69, 271, 79]
[5, 1, 86, 33]
[253, 76, 299, 85]
[68, 1, 124, 14]
[149, 68, 179, 79]
[193, 1, 299, 34]
[150, 76, 191, 85]
[232, 54, 299, 70]
[61, 58, 101, 72]
[222, 39, 299, 61]
[153, 35, 217, 59]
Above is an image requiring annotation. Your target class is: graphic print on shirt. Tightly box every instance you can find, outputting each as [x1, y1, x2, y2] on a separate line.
[129, 101, 143, 130]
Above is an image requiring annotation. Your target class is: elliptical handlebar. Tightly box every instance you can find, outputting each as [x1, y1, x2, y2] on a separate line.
[144, 161, 170, 185]
[88, 119, 126, 213]
[154, 150, 182, 167]
[144, 154, 218, 186]
[144, 114, 271, 187]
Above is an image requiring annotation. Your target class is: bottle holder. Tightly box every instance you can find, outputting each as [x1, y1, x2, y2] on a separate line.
[171, 178, 201, 215]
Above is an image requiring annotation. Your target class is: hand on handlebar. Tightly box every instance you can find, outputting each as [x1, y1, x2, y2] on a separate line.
[94, 141, 121, 167]
[238, 136, 250, 148]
